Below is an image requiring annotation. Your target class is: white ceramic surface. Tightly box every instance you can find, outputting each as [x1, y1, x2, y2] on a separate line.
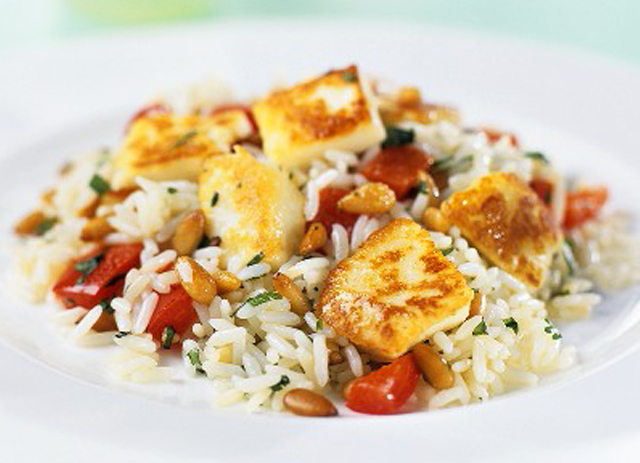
[1, 19, 640, 463]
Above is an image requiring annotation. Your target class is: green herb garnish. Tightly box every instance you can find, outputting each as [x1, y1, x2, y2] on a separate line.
[503, 317, 519, 334]
[270, 375, 291, 392]
[74, 252, 104, 284]
[35, 217, 58, 236]
[98, 297, 114, 314]
[246, 291, 283, 307]
[417, 181, 428, 195]
[89, 174, 111, 196]
[210, 192, 219, 207]
[186, 348, 205, 374]
[472, 320, 488, 336]
[381, 126, 415, 148]
[341, 71, 358, 83]
[247, 251, 264, 266]
[441, 246, 455, 256]
[316, 319, 324, 331]
[544, 318, 563, 340]
[115, 331, 130, 339]
[167, 187, 178, 194]
[161, 326, 176, 350]
[524, 152, 550, 164]
[172, 130, 197, 149]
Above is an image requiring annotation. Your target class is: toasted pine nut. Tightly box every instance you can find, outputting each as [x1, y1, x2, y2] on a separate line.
[14, 211, 46, 235]
[283, 388, 338, 417]
[176, 256, 217, 305]
[78, 197, 100, 219]
[212, 270, 242, 294]
[468, 291, 485, 318]
[81, 217, 115, 241]
[329, 351, 344, 365]
[41, 188, 56, 205]
[272, 273, 310, 317]
[422, 207, 450, 233]
[398, 86, 422, 107]
[298, 222, 328, 255]
[92, 311, 117, 332]
[412, 343, 454, 390]
[100, 188, 137, 207]
[171, 210, 205, 256]
[338, 182, 396, 215]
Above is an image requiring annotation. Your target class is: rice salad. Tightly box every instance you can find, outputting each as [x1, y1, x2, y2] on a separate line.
[11, 65, 640, 416]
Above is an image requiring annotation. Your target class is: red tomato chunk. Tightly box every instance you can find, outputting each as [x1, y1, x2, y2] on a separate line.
[53, 243, 143, 309]
[146, 285, 198, 342]
[345, 354, 420, 415]
[564, 187, 609, 230]
[360, 146, 433, 199]
[482, 128, 520, 148]
[311, 187, 360, 233]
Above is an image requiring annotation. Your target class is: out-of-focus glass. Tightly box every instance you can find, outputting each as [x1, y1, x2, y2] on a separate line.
[65, 0, 216, 24]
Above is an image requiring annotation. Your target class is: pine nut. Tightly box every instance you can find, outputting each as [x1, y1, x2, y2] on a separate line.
[283, 389, 338, 417]
[329, 351, 344, 365]
[81, 217, 115, 241]
[176, 256, 217, 305]
[298, 222, 328, 255]
[398, 86, 422, 107]
[338, 182, 396, 215]
[411, 343, 454, 390]
[78, 197, 100, 218]
[212, 270, 242, 294]
[92, 311, 117, 332]
[272, 273, 309, 317]
[422, 207, 450, 233]
[41, 188, 56, 205]
[14, 211, 46, 235]
[171, 210, 205, 257]
[469, 291, 485, 317]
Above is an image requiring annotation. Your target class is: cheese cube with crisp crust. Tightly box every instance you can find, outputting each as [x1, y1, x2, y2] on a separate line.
[441, 172, 561, 289]
[252, 65, 386, 169]
[112, 110, 253, 188]
[317, 218, 473, 361]
[198, 146, 305, 268]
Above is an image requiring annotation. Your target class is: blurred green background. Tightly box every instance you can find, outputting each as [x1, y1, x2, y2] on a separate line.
[2, 0, 640, 65]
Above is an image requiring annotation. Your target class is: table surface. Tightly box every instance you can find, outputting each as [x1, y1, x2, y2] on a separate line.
[1, 0, 640, 66]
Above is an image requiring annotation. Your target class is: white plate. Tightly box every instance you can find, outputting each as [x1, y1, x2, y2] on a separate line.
[1, 19, 640, 463]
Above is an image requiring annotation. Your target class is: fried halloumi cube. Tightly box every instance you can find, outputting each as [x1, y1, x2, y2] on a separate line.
[112, 110, 253, 188]
[441, 172, 561, 289]
[198, 146, 305, 268]
[317, 218, 473, 361]
[252, 65, 386, 169]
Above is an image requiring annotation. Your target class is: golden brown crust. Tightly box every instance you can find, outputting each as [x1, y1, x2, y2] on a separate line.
[317, 218, 473, 361]
[441, 172, 561, 289]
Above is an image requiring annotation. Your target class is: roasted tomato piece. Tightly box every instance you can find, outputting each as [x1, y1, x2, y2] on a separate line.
[564, 187, 608, 230]
[482, 128, 519, 148]
[53, 243, 143, 309]
[529, 179, 554, 206]
[211, 104, 258, 132]
[360, 146, 433, 199]
[345, 354, 420, 415]
[125, 103, 170, 133]
[311, 187, 360, 233]
[146, 285, 197, 342]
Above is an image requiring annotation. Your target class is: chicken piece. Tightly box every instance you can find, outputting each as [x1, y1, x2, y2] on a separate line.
[317, 218, 473, 361]
[198, 146, 305, 268]
[252, 65, 385, 169]
[441, 172, 561, 289]
[112, 110, 253, 188]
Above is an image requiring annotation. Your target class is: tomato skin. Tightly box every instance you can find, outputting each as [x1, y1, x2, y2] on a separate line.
[482, 128, 519, 148]
[53, 243, 143, 309]
[146, 285, 197, 342]
[211, 104, 258, 133]
[563, 187, 609, 230]
[345, 354, 420, 415]
[360, 146, 433, 199]
[529, 179, 554, 206]
[125, 103, 170, 133]
[311, 187, 360, 234]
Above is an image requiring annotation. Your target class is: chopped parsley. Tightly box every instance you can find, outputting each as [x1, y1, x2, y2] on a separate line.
[167, 187, 178, 194]
[270, 375, 291, 392]
[341, 71, 358, 83]
[503, 317, 519, 334]
[381, 126, 415, 148]
[73, 252, 104, 284]
[98, 297, 115, 314]
[247, 251, 264, 266]
[172, 130, 197, 149]
[246, 291, 283, 307]
[161, 326, 176, 350]
[35, 217, 58, 236]
[441, 246, 455, 256]
[417, 181, 428, 195]
[115, 331, 130, 339]
[316, 319, 324, 331]
[210, 192, 219, 207]
[472, 320, 488, 336]
[544, 318, 562, 340]
[186, 348, 205, 374]
[89, 174, 111, 196]
[524, 151, 550, 164]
